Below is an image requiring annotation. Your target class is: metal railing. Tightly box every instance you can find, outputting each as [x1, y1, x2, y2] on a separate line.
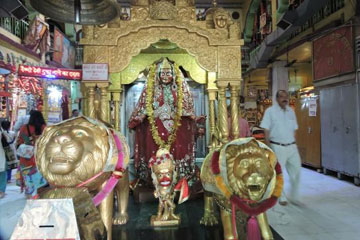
[248, 0, 345, 51]
[289, 0, 345, 39]
[0, 17, 29, 40]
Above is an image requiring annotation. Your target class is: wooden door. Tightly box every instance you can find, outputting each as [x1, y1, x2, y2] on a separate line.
[295, 97, 321, 168]
[306, 97, 321, 168]
[295, 99, 308, 164]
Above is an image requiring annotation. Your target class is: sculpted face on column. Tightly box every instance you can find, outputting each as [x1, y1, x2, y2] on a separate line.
[213, 8, 231, 29]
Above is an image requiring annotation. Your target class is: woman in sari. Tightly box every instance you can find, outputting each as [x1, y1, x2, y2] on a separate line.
[16, 110, 47, 198]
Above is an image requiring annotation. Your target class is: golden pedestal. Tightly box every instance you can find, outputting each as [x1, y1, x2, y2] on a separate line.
[150, 215, 180, 227]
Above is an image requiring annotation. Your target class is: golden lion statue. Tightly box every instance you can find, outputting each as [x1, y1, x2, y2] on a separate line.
[200, 138, 283, 240]
[35, 116, 130, 240]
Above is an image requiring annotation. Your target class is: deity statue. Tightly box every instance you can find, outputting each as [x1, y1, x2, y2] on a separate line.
[200, 138, 283, 240]
[128, 57, 198, 186]
[149, 149, 187, 226]
[35, 117, 130, 240]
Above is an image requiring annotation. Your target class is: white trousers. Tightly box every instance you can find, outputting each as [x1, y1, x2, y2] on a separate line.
[270, 144, 301, 202]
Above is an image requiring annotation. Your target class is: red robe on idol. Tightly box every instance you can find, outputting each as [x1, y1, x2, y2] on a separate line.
[128, 59, 197, 185]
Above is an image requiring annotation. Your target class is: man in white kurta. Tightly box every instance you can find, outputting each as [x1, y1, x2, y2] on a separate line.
[260, 90, 301, 206]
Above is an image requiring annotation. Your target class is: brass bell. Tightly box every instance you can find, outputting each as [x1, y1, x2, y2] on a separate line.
[29, 0, 119, 25]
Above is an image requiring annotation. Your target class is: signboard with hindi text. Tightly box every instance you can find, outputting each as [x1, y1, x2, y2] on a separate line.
[82, 64, 108, 81]
[18, 65, 82, 80]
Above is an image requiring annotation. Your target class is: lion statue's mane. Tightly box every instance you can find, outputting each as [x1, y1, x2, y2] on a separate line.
[35, 117, 111, 189]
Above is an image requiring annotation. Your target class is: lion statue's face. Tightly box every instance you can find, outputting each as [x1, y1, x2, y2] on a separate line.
[233, 154, 273, 201]
[226, 140, 275, 201]
[36, 117, 110, 187]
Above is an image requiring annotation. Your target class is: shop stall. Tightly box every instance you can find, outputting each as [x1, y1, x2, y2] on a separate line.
[16, 65, 81, 124]
[0, 76, 12, 120]
[0, 53, 17, 121]
[0, 37, 47, 124]
[11, 74, 43, 126]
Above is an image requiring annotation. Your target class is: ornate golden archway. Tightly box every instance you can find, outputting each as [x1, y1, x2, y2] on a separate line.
[80, 0, 244, 144]
[117, 51, 207, 85]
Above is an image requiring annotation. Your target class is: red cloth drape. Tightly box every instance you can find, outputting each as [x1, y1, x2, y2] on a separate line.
[128, 59, 197, 185]
[132, 117, 196, 185]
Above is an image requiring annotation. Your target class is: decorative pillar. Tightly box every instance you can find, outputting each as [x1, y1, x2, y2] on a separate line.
[272, 61, 289, 102]
[217, 84, 229, 142]
[208, 96, 216, 138]
[207, 72, 218, 149]
[113, 91, 121, 131]
[80, 83, 88, 116]
[230, 84, 240, 139]
[99, 83, 110, 122]
[66, 82, 72, 117]
[87, 84, 96, 119]
[68, 96, 72, 117]
[208, 90, 217, 150]
[42, 80, 48, 122]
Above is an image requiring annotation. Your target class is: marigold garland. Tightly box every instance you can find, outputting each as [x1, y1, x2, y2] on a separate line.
[145, 63, 183, 150]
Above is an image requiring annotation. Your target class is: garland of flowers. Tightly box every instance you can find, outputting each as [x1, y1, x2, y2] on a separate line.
[145, 63, 183, 150]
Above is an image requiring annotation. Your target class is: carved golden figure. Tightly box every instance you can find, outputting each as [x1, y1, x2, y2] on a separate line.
[149, 149, 188, 226]
[213, 8, 231, 29]
[128, 57, 198, 186]
[35, 116, 130, 240]
[200, 138, 283, 240]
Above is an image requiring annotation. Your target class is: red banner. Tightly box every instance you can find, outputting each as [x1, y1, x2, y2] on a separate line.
[313, 26, 354, 81]
[18, 65, 82, 80]
[0, 91, 11, 97]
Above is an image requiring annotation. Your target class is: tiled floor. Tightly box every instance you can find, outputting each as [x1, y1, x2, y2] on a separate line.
[112, 196, 283, 240]
[267, 167, 360, 240]
[1, 167, 360, 240]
